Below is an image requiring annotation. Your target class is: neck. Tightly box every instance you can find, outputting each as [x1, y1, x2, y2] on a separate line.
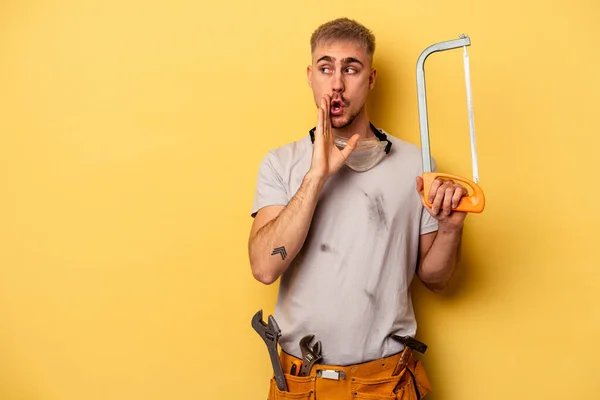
[331, 107, 374, 140]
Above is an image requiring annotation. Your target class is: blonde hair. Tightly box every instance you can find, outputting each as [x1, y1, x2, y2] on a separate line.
[310, 18, 376, 63]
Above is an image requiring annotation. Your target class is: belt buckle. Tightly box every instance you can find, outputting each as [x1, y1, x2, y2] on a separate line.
[317, 369, 346, 380]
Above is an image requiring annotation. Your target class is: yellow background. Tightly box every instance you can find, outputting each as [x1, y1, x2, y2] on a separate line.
[1, 0, 598, 399]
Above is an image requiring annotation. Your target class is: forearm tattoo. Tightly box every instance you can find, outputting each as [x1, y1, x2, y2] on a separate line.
[271, 246, 287, 260]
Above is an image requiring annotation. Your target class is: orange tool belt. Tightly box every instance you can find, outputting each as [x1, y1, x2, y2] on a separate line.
[267, 347, 432, 400]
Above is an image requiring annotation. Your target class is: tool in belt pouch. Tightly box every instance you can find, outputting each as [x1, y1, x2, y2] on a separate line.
[252, 310, 288, 392]
[299, 334, 346, 381]
[298, 334, 323, 376]
[391, 335, 428, 397]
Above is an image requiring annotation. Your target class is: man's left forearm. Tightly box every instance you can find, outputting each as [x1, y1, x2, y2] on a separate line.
[418, 227, 463, 293]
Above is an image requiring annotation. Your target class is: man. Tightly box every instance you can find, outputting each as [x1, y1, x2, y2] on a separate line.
[248, 17, 467, 399]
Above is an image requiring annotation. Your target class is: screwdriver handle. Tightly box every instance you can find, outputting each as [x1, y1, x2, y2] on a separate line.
[422, 172, 485, 213]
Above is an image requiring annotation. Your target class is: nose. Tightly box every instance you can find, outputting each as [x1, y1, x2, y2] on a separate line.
[332, 70, 344, 94]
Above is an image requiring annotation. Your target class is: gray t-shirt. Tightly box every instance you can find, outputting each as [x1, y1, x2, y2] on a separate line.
[251, 129, 438, 365]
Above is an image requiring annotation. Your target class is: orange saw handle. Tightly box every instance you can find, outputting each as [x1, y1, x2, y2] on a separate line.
[422, 172, 485, 213]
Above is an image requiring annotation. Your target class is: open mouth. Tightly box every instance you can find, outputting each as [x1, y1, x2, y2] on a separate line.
[331, 99, 344, 115]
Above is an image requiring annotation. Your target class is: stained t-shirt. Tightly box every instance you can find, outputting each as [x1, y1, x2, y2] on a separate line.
[251, 129, 438, 365]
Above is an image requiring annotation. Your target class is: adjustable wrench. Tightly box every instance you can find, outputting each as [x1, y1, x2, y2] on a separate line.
[298, 334, 323, 376]
[252, 310, 288, 392]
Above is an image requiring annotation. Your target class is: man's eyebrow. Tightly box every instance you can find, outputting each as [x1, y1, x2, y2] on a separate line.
[316, 56, 364, 66]
[316, 55, 335, 63]
[341, 57, 364, 66]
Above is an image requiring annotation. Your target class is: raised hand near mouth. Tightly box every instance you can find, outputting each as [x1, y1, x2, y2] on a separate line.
[309, 94, 360, 181]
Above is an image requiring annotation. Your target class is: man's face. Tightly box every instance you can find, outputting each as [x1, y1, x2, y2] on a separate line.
[307, 40, 376, 129]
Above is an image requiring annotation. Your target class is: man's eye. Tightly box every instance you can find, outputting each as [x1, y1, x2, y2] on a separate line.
[345, 67, 357, 74]
[321, 67, 332, 73]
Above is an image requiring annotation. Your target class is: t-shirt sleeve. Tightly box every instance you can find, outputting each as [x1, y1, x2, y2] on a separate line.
[420, 158, 439, 235]
[420, 206, 439, 235]
[250, 151, 289, 218]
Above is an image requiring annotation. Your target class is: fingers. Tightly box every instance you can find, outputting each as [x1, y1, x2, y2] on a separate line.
[451, 185, 466, 209]
[427, 178, 444, 204]
[428, 178, 468, 216]
[442, 185, 454, 216]
[340, 133, 360, 159]
[323, 94, 331, 142]
[315, 99, 325, 142]
[430, 181, 446, 215]
[318, 99, 325, 131]
[415, 176, 433, 211]
[415, 176, 424, 193]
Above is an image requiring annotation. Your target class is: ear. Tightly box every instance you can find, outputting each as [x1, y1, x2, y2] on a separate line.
[369, 68, 377, 90]
[307, 65, 312, 88]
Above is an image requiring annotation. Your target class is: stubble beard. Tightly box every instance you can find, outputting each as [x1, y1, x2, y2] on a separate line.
[331, 103, 364, 129]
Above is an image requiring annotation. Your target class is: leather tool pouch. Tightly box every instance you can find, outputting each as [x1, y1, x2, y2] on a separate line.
[268, 373, 315, 400]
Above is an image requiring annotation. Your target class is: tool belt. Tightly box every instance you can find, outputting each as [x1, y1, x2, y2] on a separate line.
[251, 310, 431, 400]
[267, 346, 432, 400]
